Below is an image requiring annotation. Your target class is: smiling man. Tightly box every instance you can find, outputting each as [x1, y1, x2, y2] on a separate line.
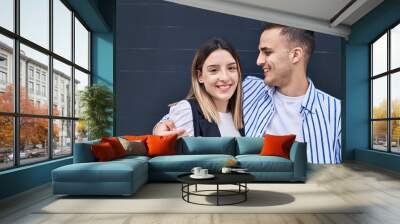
[154, 24, 342, 164]
[243, 24, 341, 164]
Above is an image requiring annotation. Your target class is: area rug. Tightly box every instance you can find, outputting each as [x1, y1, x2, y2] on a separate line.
[37, 183, 361, 214]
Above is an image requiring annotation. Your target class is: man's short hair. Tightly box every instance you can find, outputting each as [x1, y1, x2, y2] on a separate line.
[262, 23, 315, 60]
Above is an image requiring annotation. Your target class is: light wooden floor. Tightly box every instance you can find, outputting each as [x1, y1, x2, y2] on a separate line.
[1, 162, 400, 224]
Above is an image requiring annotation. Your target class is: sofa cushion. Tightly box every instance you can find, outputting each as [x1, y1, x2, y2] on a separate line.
[52, 158, 147, 183]
[114, 155, 150, 164]
[236, 137, 263, 155]
[260, 134, 296, 159]
[124, 135, 149, 141]
[146, 135, 178, 157]
[177, 137, 236, 155]
[236, 155, 293, 172]
[91, 142, 118, 161]
[118, 137, 147, 156]
[53, 163, 134, 183]
[101, 137, 127, 158]
[148, 154, 235, 172]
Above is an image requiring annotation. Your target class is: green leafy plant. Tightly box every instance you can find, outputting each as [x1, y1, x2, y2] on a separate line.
[79, 84, 113, 140]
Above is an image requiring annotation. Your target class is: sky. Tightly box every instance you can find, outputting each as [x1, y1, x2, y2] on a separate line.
[372, 32, 387, 108]
[391, 24, 400, 70]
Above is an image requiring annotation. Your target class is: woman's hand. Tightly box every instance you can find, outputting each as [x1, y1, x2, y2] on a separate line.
[153, 120, 188, 137]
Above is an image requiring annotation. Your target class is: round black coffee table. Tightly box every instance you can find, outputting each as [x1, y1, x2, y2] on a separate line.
[177, 173, 255, 206]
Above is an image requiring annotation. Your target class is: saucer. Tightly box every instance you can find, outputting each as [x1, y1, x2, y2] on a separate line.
[190, 174, 215, 179]
[232, 170, 249, 174]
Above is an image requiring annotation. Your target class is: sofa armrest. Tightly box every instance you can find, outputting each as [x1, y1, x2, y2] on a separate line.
[73, 140, 100, 163]
[289, 142, 307, 181]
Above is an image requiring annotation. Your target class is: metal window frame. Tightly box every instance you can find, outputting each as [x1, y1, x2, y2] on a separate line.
[370, 19, 400, 155]
[49, 0, 53, 160]
[14, 0, 20, 167]
[0, 0, 93, 171]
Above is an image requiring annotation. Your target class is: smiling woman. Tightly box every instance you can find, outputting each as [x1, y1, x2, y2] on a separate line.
[155, 37, 244, 137]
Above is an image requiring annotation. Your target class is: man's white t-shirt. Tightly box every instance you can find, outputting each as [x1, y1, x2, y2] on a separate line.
[266, 91, 305, 142]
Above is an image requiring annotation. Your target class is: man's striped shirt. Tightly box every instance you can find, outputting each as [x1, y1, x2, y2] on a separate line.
[243, 76, 342, 164]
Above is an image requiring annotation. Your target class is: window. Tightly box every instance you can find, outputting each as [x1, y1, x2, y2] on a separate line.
[74, 18, 89, 70]
[391, 25, 400, 69]
[0, 0, 14, 32]
[20, 0, 49, 49]
[0, 71, 6, 78]
[0, 116, 13, 170]
[74, 69, 89, 118]
[371, 23, 400, 154]
[0, 0, 91, 170]
[20, 117, 48, 165]
[41, 73, 46, 83]
[53, 0, 72, 60]
[0, 55, 7, 67]
[53, 59, 71, 117]
[0, 34, 13, 113]
[53, 119, 72, 158]
[42, 85, 46, 97]
[0, 54, 8, 86]
[28, 67, 34, 80]
[28, 81, 34, 94]
[36, 83, 40, 95]
[0, 73, 6, 88]
[35, 70, 41, 81]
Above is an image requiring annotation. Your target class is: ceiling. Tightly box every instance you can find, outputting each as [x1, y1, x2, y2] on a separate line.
[164, 0, 384, 38]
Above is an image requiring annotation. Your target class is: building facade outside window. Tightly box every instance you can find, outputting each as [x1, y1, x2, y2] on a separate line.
[0, 54, 7, 91]
[0, 0, 91, 170]
[370, 22, 400, 154]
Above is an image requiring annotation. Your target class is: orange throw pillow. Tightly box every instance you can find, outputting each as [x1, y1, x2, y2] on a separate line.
[91, 142, 117, 161]
[260, 134, 296, 159]
[124, 135, 149, 142]
[101, 137, 127, 158]
[146, 135, 177, 157]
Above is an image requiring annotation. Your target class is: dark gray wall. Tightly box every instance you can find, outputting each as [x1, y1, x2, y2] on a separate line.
[115, 0, 343, 135]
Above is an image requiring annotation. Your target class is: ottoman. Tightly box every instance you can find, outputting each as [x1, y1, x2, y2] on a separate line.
[52, 157, 148, 196]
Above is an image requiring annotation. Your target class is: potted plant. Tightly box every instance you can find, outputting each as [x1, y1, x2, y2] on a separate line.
[79, 84, 113, 140]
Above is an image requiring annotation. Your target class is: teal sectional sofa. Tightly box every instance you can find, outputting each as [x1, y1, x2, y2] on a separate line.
[52, 137, 307, 196]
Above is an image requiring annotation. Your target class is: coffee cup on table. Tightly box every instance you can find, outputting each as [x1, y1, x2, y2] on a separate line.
[191, 167, 202, 176]
[221, 167, 231, 174]
[199, 169, 208, 176]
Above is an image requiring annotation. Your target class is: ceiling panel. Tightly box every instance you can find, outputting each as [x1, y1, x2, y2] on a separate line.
[165, 0, 383, 38]
[225, 0, 352, 21]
